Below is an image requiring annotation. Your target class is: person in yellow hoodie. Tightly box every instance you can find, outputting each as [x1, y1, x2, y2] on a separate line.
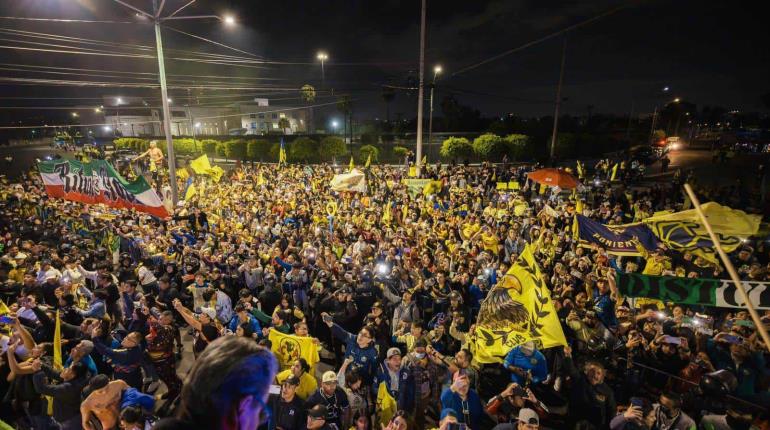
[631, 236, 672, 275]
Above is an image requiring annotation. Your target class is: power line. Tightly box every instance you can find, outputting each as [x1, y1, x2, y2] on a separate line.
[451, 3, 631, 77]
[0, 62, 284, 81]
[0, 16, 137, 24]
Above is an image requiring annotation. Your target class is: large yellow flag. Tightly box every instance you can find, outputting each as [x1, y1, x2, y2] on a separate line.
[208, 165, 224, 183]
[376, 381, 398, 426]
[189, 155, 212, 175]
[53, 311, 62, 371]
[365, 153, 372, 168]
[610, 163, 619, 181]
[470, 244, 566, 363]
[0, 298, 9, 315]
[268, 329, 319, 370]
[644, 202, 761, 263]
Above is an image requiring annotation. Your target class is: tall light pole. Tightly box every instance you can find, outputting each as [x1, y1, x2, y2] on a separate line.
[428, 65, 442, 149]
[317, 52, 328, 85]
[649, 86, 670, 143]
[108, 0, 234, 205]
[549, 37, 567, 161]
[415, 0, 427, 176]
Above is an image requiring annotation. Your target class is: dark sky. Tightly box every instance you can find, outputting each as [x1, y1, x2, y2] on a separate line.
[1, 0, 768, 127]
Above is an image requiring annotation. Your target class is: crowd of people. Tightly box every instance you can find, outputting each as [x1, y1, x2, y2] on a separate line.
[0, 151, 769, 430]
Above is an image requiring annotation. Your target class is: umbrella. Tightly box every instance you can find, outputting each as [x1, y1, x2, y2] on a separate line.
[527, 168, 581, 189]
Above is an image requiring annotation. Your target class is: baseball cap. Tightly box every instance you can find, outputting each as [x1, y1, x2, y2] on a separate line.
[199, 307, 217, 320]
[440, 408, 458, 421]
[321, 371, 337, 384]
[284, 375, 300, 386]
[518, 408, 539, 425]
[307, 404, 327, 419]
[386, 347, 402, 359]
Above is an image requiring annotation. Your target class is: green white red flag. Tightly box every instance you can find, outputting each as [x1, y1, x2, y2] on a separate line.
[38, 159, 169, 218]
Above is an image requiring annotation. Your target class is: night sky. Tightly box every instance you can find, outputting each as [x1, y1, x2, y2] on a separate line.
[1, 0, 768, 127]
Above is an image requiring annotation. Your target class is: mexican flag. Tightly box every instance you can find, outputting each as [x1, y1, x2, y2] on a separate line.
[38, 159, 169, 218]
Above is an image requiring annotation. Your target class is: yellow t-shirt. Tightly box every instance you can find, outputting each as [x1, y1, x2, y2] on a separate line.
[276, 369, 317, 400]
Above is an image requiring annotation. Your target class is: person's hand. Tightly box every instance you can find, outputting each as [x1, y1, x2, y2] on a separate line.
[30, 359, 42, 372]
[563, 344, 572, 358]
[172, 299, 182, 309]
[502, 382, 518, 397]
[7, 339, 19, 355]
[567, 310, 579, 321]
[626, 336, 641, 350]
[262, 327, 270, 337]
[343, 356, 354, 366]
[624, 405, 642, 420]
[525, 387, 538, 403]
[92, 326, 103, 338]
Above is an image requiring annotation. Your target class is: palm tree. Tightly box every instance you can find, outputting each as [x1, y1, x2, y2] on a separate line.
[278, 117, 291, 135]
[382, 86, 395, 122]
[300, 84, 316, 133]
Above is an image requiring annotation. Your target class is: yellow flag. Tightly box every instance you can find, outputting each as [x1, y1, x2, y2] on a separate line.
[402, 203, 408, 221]
[365, 153, 371, 168]
[208, 165, 224, 183]
[176, 168, 189, 180]
[257, 171, 265, 185]
[408, 166, 417, 177]
[189, 154, 212, 175]
[279, 147, 287, 165]
[576, 199, 584, 214]
[538, 183, 547, 194]
[508, 181, 520, 190]
[383, 200, 392, 224]
[185, 183, 197, 200]
[348, 156, 354, 171]
[421, 155, 427, 166]
[0, 298, 9, 315]
[376, 381, 397, 426]
[470, 244, 567, 363]
[53, 311, 62, 371]
[496, 182, 508, 190]
[576, 160, 584, 179]
[268, 329, 320, 371]
[644, 202, 761, 263]
[610, 163, 619, 181]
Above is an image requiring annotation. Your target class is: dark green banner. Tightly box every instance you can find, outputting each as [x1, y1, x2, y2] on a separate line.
[615, 272, 770, 310]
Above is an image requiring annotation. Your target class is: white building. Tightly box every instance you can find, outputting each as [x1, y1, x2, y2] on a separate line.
[84, 96, 311, 138]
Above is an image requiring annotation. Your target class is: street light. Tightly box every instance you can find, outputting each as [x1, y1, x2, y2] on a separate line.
[103, 0, 235, 205]
[427, 64, 442, 148]
[71, 112, 78, 118]
[94, 108, 101, 113]
[331, 120, 339, 134]
[673, 97, 681, 103]
[663, 86, 670, 92]
[317, 51, 328, 84]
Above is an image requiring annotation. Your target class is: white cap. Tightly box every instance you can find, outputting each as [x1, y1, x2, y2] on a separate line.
[200, 307, 217, 320]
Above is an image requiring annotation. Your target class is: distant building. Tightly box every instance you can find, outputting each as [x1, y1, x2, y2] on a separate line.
[236, 98, 310, 135]
[83, 96, 311, 138]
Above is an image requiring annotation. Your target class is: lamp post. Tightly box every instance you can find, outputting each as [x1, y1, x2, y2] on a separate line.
[427, 65, 442, 149]
[648, 86, 670, 143]
[108, 0, 234, 205]
[317, 52, 328, 85]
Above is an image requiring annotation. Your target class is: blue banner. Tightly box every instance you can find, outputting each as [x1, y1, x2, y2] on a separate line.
[575, 215, 659, 256]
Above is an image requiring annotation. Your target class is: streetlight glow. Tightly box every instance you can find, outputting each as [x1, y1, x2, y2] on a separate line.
[195, 122, 201, 128]
[317, 52, 328, 61]
[434, 65, 443, 75]
[663, 86, 670, 92]
[116, 97, 123, 105]
[167, 98, 172, 103]
[331, 120, 339, 128]
[673, 97, 681, 103]
[223, 15, 235, 25]
[94, 108, 101, 113]
[71, 112, 78, 118]
[103, 126, 112, 131]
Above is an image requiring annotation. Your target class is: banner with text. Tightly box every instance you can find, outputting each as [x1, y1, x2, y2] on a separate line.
[616, 272, 770, 310]
[575, 214, 659, 256]
[38, 159, 169, 218]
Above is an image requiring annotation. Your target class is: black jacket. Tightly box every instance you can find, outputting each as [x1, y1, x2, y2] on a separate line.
[32, 369, 88, 423]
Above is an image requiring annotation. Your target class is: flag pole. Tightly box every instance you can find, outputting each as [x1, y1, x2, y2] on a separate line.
[683, 184, 770, 352]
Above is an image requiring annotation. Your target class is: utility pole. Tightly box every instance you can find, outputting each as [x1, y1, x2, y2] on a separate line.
[549, 36, 567, 161]
[415, 0, 427, 176]
[153, 0, 178, 204]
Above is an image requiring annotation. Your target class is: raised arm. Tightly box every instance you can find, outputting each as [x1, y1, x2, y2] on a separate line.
[173, 299, 201, 331]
